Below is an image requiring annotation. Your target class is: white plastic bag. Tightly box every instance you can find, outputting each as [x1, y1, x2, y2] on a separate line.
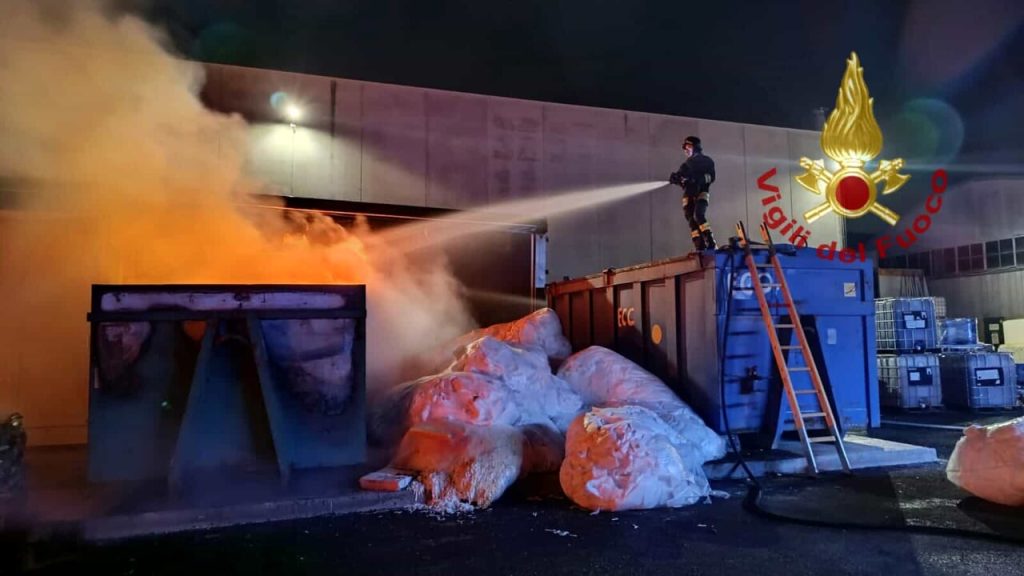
[368, 371, 519, 447]
[557, 346, 726, 463]
[452, 308, 572, 364]
[946, 416, 1024, 506]
[560, 406, 711, 511]
[406, 371, 520, 429]
[391, 421, 525, 509]
[448, 336, 582, 431]
[397, 308, 573, 382]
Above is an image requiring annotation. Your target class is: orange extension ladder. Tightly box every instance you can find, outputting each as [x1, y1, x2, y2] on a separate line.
[734, 220, 852, 474]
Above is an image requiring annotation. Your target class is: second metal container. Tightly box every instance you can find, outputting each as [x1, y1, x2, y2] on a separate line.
[547, 247, 879, 437]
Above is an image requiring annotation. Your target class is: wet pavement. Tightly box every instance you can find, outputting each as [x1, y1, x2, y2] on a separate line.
[872, 408, 1024, 459]
[13, 478, 1024, 576]
[7, 412, 1024, 576]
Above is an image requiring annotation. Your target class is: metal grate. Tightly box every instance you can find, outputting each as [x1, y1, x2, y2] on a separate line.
[875, 297, 939, 353]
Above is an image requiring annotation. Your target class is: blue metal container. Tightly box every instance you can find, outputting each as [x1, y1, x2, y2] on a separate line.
[547, 246, 879, 440]
[86, 284, 367, 490]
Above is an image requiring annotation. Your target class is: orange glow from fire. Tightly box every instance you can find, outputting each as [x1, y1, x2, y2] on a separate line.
[0, 1, 473, 444]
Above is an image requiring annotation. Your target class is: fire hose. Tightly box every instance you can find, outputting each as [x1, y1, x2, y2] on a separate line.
[718, 241, 1022, 544]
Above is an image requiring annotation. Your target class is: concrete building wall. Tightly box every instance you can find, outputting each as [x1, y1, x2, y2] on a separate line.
[929, 271, 1024, 321]
[896, 178, 1024, 321]
[901, 178, 1024, 251]
[203, 63, 840, 282]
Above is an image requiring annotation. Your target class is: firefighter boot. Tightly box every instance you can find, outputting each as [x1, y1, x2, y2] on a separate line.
[689, 229, 706, 253]
[700, 224, 717, 251]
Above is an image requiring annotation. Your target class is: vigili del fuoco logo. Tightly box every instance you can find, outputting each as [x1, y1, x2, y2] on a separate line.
[759, 52, 948, 263]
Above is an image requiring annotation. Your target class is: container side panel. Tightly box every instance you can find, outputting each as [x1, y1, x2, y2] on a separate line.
[570, 291, 593, 352]
[614, 283, 643, 366]
[643, 279, 678, 384]
[683, 274, 718, 427]
[592, 287, 615, 349]
[813, 316, 870, 429]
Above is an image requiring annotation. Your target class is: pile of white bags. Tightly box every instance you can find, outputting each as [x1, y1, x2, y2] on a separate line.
[373, 309, 725, 512]
[457, 308, 573, 363]
[405, 308, 573, 379]
[389, 420, 567, 511]
[555, 346, 724, 510]
[369, 334, 580, 447]
[406, 371, 520, 430]
[390, 421, 526, 510]
[379, 310, 580, 509]
[556, 346, 726, 463]
[946, 416, 1024, 506]
[560, 406, 712, 511]
[448, 336, 582, 431]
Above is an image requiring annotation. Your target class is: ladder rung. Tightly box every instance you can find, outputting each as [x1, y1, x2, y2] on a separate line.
[733, 221, 854, 475]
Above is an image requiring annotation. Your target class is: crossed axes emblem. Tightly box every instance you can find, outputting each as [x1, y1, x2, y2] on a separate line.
[795, 158, 909, 226]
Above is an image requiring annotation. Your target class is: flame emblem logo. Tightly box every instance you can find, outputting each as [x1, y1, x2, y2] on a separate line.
[796, 52, 909, 225]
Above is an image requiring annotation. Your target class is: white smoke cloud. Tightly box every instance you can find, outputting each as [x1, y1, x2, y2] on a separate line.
[0, 0, 475, 443]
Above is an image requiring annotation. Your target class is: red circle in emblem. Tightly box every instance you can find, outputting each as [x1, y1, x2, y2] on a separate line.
[835, 175, 871, 212]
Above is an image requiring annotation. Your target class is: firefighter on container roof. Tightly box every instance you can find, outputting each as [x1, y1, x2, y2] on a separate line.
[669, 136, 717, 252]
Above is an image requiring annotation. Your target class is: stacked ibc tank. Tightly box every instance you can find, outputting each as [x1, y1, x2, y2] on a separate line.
[937, 317, 992, 353]
[936, 316, 1018, 410]
[938, 351, 1018, 410]
[875, 297, 942, 409]
[875, 297, 939, 353]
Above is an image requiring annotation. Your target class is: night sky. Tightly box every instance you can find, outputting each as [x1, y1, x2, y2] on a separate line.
[142, 0, 1023, 172]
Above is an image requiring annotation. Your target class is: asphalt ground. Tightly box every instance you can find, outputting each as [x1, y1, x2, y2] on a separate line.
[873, 407, 1024, 458]
[6, 412, 1024, 576]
